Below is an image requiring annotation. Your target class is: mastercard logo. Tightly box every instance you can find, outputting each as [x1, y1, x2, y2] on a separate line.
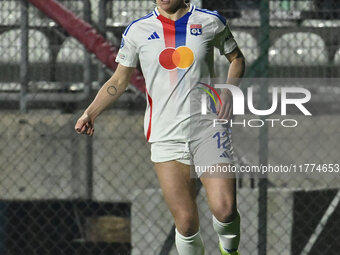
[159, 46, 194, 70]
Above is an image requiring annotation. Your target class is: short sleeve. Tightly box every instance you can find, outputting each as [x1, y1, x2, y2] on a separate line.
[115, 31, 138, 67]
[213, 20, 238, 55]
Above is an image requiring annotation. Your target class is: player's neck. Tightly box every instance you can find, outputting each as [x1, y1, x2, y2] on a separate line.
[157, 3, 190, 21]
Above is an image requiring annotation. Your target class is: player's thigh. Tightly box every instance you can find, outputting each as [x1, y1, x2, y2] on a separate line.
[154, 161, 198, 219]
[200, 164, 237, 222]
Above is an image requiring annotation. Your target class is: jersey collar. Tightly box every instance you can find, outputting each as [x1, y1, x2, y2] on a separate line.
[153, 4, 195, 23]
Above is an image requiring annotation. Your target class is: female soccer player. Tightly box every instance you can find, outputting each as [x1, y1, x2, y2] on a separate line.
[75, 0, 245, 254]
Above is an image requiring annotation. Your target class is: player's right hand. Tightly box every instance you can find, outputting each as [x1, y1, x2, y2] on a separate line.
[75, 113, 94, 136]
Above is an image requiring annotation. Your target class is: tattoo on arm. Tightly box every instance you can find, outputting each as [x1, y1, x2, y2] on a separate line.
[107, 85, 118, 96]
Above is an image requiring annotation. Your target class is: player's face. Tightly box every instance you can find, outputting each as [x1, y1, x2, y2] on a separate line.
[156, 0, 187, 13]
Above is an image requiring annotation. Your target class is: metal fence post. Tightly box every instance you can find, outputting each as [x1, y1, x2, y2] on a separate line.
[258, 0, 270, 254]
[98, 0, 108, 85]
[20, 0, 29, 112]
[84, 0, 93, 200]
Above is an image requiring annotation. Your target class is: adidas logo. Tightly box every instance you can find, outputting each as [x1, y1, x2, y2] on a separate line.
[148, 32, 160, 40]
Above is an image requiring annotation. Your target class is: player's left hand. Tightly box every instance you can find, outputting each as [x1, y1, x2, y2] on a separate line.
[216, 89, 233, 120]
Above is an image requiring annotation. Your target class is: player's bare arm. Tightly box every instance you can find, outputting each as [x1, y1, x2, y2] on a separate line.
[74, 64, 134, 136]
[217, 47, 246, 120]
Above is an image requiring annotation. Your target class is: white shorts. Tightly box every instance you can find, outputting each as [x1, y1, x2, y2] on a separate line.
[150, 125, 234, 167]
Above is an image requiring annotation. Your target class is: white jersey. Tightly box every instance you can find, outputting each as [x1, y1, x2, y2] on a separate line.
[116, 4, 237, 143]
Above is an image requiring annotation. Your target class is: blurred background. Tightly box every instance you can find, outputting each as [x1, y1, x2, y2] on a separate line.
[0, 0, 339, 254]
